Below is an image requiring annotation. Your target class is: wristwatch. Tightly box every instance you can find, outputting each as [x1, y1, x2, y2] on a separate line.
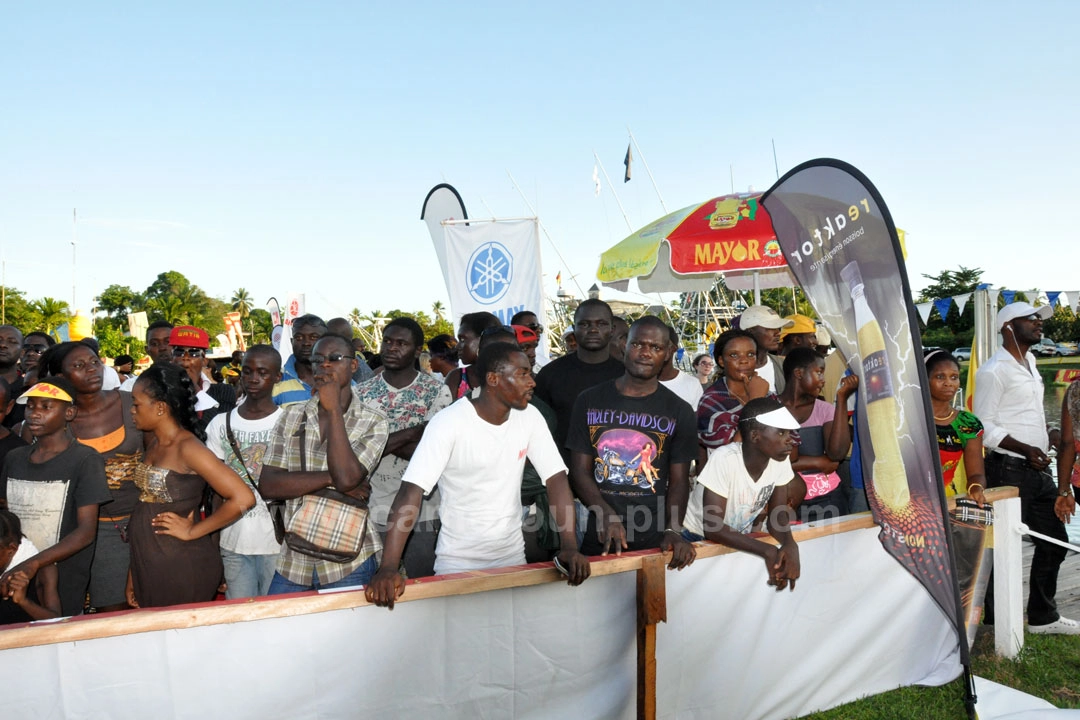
[1060, 488, 1075, 498]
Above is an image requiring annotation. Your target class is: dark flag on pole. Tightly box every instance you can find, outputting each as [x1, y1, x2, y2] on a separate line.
[761, 160, 969, 669]
[623, 143, 632, 182]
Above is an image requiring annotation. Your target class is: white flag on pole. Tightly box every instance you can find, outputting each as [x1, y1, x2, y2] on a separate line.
[443, 219, 545, 328]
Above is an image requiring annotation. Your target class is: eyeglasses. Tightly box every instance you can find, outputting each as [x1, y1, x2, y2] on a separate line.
[172, 348, 205, 358]
[310, 353, 354, 365]
[22, 344, 49, 354]
[526, 323, 544, 336]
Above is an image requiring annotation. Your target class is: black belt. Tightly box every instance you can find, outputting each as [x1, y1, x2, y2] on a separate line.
[986, 452, 1033, 470]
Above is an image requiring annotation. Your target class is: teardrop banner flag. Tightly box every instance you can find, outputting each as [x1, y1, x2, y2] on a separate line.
[761, 160, 967, 664]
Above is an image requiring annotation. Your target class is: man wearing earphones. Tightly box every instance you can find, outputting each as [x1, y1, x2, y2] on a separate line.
[974, 301, 1078, 635]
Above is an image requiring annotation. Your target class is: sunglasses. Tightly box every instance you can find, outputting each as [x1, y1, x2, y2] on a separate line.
[526, 323, 544, 336]
[480, 325, 517, 339]
[172, 348, 205, 358]
[22, 344, 49, 354]
[310, 353, 354, 365]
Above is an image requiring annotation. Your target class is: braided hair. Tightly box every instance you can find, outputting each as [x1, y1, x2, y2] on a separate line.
[135, 363, 205, 442]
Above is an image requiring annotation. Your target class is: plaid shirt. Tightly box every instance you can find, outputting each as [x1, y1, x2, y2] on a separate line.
[264, 385, 389, 585]
[697, 378, 778, 449]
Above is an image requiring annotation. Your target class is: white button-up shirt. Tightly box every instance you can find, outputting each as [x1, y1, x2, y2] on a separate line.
[972, 346, 1047, 457]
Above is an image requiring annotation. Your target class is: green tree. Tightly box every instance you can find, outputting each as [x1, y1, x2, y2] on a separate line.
[759, 287, 815, 319]
[95, 284, 142, 329]
[385, 309, 453, 341]
[0, 286, 35, 330]
[916, 266, 984, 303]
[141, 271, 224, 337]
[95, 322, 145, 359]
[231, 287, 252, 339]
[432, 301, 446, 323]
[31, 297, 71, 334]
[1044, 305, 1080, 344]
[248, 309, 273, 344]
[917, 266, 984, 349]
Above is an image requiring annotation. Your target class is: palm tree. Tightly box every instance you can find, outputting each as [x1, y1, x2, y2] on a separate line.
[432, 301, 446, 322]
[31, 297, 71, 334]
[348, 308, 363, 328]
[232, 288, 253, 340]
[148, 295, 185, 325]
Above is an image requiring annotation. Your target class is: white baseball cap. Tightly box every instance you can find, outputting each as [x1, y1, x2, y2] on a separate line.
[997, 302, 1052, 330]
[739, 305, 794, 330]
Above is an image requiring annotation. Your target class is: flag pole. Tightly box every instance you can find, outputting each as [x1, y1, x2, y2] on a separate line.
[507, 170, 588, 298]
[71, 208, 78, 310]
[592, 152, 633, 232]
[627, 127, 668, 214]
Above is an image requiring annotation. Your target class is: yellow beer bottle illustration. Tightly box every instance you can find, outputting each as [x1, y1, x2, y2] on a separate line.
[841, 261, 911, 512]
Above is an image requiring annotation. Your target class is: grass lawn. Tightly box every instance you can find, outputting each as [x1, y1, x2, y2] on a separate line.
[799, 627, 1080, 719]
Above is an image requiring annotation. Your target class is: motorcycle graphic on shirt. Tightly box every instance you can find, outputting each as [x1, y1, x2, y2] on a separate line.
[592, 429, 663, 493]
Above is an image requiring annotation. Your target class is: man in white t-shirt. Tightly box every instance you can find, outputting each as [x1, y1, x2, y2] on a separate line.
[658, 324, 704, 411]
[366, 343, 590, 609]
[684, 397, 801, 591]
[204, 345, 283, 599]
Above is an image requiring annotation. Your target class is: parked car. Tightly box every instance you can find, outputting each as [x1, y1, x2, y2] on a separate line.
[1032, 338, 1060, 357]
[953, 347, 972, 361]
[1056, 342, 1079, 357]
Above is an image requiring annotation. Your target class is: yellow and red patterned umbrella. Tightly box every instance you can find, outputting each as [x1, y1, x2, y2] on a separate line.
[597, 192, 792, 294]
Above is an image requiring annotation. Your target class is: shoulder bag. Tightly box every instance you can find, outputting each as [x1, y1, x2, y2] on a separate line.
[225, 409, 286, 544]
[281, 415, 370, 563]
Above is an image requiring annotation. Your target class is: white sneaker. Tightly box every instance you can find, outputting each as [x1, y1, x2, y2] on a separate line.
[1028, 616, 1080, 635]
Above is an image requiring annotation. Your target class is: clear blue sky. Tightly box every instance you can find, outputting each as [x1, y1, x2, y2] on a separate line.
[2, 1, 1077, 322]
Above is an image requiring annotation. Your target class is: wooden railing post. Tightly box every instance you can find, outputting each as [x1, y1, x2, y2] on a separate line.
[637, 553, 667, 720]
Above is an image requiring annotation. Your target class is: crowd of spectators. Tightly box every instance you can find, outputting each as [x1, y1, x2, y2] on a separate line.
[0, 300, 1075, 635]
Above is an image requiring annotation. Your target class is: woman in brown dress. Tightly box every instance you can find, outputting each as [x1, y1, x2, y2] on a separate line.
[37, 341, 143, 612]
[125, 363, 254, 608]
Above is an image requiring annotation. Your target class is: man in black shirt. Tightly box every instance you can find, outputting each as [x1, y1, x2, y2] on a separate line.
[534, 299, 625, 465]
[566, 315, 697, 569]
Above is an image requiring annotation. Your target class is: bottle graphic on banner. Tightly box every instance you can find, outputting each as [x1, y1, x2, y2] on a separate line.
[841, 261, 911, 513]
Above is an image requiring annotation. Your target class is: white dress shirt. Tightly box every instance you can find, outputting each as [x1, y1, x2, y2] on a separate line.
[972, 346, 1047, 457]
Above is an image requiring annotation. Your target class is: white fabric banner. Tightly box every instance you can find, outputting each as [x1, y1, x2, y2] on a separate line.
[953, 293, 971, 317]
[443, 219, 545, 326]
[657, 526, 961, 719]
[2, 574, 638, 720]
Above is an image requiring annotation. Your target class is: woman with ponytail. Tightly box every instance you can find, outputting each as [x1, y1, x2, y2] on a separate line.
[126, 364, 255, 608]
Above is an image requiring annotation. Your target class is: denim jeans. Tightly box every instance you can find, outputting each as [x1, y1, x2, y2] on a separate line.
[267, 553, 379, 595]
[221, 549, 278, 600]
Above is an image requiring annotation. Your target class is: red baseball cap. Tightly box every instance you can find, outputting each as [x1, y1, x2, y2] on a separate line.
[169, 325, 210, 349]
[512, 325, 538, 345]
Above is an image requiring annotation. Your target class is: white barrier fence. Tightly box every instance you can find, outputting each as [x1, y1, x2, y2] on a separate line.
[0, 489, 1025, 720]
